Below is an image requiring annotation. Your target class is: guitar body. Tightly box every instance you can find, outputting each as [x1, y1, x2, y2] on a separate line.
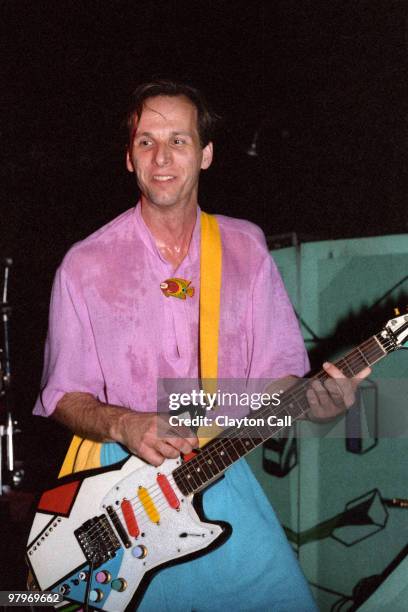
[26, 456, 230, 611]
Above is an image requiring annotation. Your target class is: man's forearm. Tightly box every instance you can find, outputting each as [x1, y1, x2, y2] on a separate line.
[53, 392, 131, 444]
[53, 392, 198, 467]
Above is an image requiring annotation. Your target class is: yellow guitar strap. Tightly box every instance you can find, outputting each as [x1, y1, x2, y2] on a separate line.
[197, 212, 222, 446]
[58, 211, 222, 477]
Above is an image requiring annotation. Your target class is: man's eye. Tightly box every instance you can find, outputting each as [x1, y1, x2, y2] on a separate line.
[138, 139, 152, 147]
[173, 138, 185, 145]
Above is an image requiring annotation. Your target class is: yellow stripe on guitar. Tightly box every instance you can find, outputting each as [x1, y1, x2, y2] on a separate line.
[58, 435, 102, 478]
[138, 487, 160, 524]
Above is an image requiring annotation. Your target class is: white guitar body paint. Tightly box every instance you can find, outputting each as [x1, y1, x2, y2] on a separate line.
[27, 456, 226, 611]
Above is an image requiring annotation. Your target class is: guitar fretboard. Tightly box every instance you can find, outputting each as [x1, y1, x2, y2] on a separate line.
[173, 332, 392, 496]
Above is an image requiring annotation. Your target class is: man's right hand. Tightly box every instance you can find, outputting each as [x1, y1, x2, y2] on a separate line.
[54, 393, 199, 468]
[115, 411, 199, 466]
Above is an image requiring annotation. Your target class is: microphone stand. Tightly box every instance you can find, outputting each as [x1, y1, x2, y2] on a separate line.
[0, 258, 18, 495]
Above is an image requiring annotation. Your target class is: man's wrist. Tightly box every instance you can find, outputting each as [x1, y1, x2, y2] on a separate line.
[108, 406, 136, 445]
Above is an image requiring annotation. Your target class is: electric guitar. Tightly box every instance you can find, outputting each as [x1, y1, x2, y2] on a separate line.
[26, 315, 408, 611]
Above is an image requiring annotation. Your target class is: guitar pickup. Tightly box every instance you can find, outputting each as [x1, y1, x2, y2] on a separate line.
[74, 514, 121, 567]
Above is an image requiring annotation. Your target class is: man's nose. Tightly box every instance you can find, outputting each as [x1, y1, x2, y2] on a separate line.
[154, 143, 171, 166]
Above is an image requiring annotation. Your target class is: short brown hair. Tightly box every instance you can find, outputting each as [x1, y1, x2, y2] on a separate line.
[126, 79, 218, 148]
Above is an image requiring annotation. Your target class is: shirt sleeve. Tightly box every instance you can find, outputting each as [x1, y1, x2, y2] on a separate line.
[247, 252, 309, 381]
[33, 263, 105, 417]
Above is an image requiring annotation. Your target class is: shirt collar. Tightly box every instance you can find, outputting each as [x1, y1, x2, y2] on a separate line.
[133, 201, 201, 267]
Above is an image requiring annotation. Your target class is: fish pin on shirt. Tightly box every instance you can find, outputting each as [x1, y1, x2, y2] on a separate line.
[160, 278, 195, 300]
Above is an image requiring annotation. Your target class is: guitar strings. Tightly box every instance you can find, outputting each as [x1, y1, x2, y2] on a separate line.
[92, 335, 393, 535]
[82, 473, 190, 545]
[116, 336, 393, 518]
[82, 334, 395, 544]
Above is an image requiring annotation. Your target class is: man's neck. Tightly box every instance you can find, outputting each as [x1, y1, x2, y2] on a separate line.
[141, 200, 197, 270]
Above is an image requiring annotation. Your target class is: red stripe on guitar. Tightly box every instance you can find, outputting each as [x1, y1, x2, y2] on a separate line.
[121, 498, 140, 537]
[157, 474, 180, 509]
[38, 480, 81, 516]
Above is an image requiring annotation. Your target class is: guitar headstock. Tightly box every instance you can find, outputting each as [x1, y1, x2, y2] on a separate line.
[380, 313, 408, 349]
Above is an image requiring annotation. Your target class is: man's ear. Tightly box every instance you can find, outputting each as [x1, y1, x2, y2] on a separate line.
[201, 142, 213, 170]
[126, 149, 134, 173]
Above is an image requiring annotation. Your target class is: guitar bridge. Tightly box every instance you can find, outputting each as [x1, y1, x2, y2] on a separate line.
[74, 514, 121, 567]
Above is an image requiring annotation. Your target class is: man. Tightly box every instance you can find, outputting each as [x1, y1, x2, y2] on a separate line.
[34, 80, 369, 611]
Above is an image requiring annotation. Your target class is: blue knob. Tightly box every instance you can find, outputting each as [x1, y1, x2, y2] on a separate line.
[131, 545, 147, 559]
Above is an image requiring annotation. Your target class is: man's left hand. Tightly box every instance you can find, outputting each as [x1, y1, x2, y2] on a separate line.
[306, 361, 371, 421]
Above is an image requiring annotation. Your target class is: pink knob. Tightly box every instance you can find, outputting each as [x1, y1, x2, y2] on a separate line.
[95, 570, 111, 584]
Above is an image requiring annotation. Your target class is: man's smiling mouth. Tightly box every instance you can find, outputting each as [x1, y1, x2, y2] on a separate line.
[153, 175, 175, 182]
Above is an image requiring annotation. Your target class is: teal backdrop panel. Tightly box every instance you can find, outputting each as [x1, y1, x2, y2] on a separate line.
[246, 234, 408, 611]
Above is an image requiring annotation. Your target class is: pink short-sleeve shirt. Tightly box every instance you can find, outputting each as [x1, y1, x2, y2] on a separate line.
[34, 204, 308, 416]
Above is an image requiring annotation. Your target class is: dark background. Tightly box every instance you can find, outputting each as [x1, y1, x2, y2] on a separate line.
[0, 0, 407, 588]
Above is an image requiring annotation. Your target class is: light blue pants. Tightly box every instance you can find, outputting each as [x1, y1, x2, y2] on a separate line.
[101, 444, 317, 612]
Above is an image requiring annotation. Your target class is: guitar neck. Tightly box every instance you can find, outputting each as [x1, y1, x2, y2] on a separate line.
[173, 332, 393, 496]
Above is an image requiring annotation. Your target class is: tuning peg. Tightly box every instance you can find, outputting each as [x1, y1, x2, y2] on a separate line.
[394, 308, 400, 316]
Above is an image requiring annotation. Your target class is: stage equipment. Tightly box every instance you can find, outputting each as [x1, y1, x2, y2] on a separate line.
[262, 427, 297, 478]
[0, 257, 24, 493]
[345, 379, 378, 455]
[254, 234, 408, 611]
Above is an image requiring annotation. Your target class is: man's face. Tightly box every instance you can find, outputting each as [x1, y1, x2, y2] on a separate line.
[126, 95, 213, 210]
